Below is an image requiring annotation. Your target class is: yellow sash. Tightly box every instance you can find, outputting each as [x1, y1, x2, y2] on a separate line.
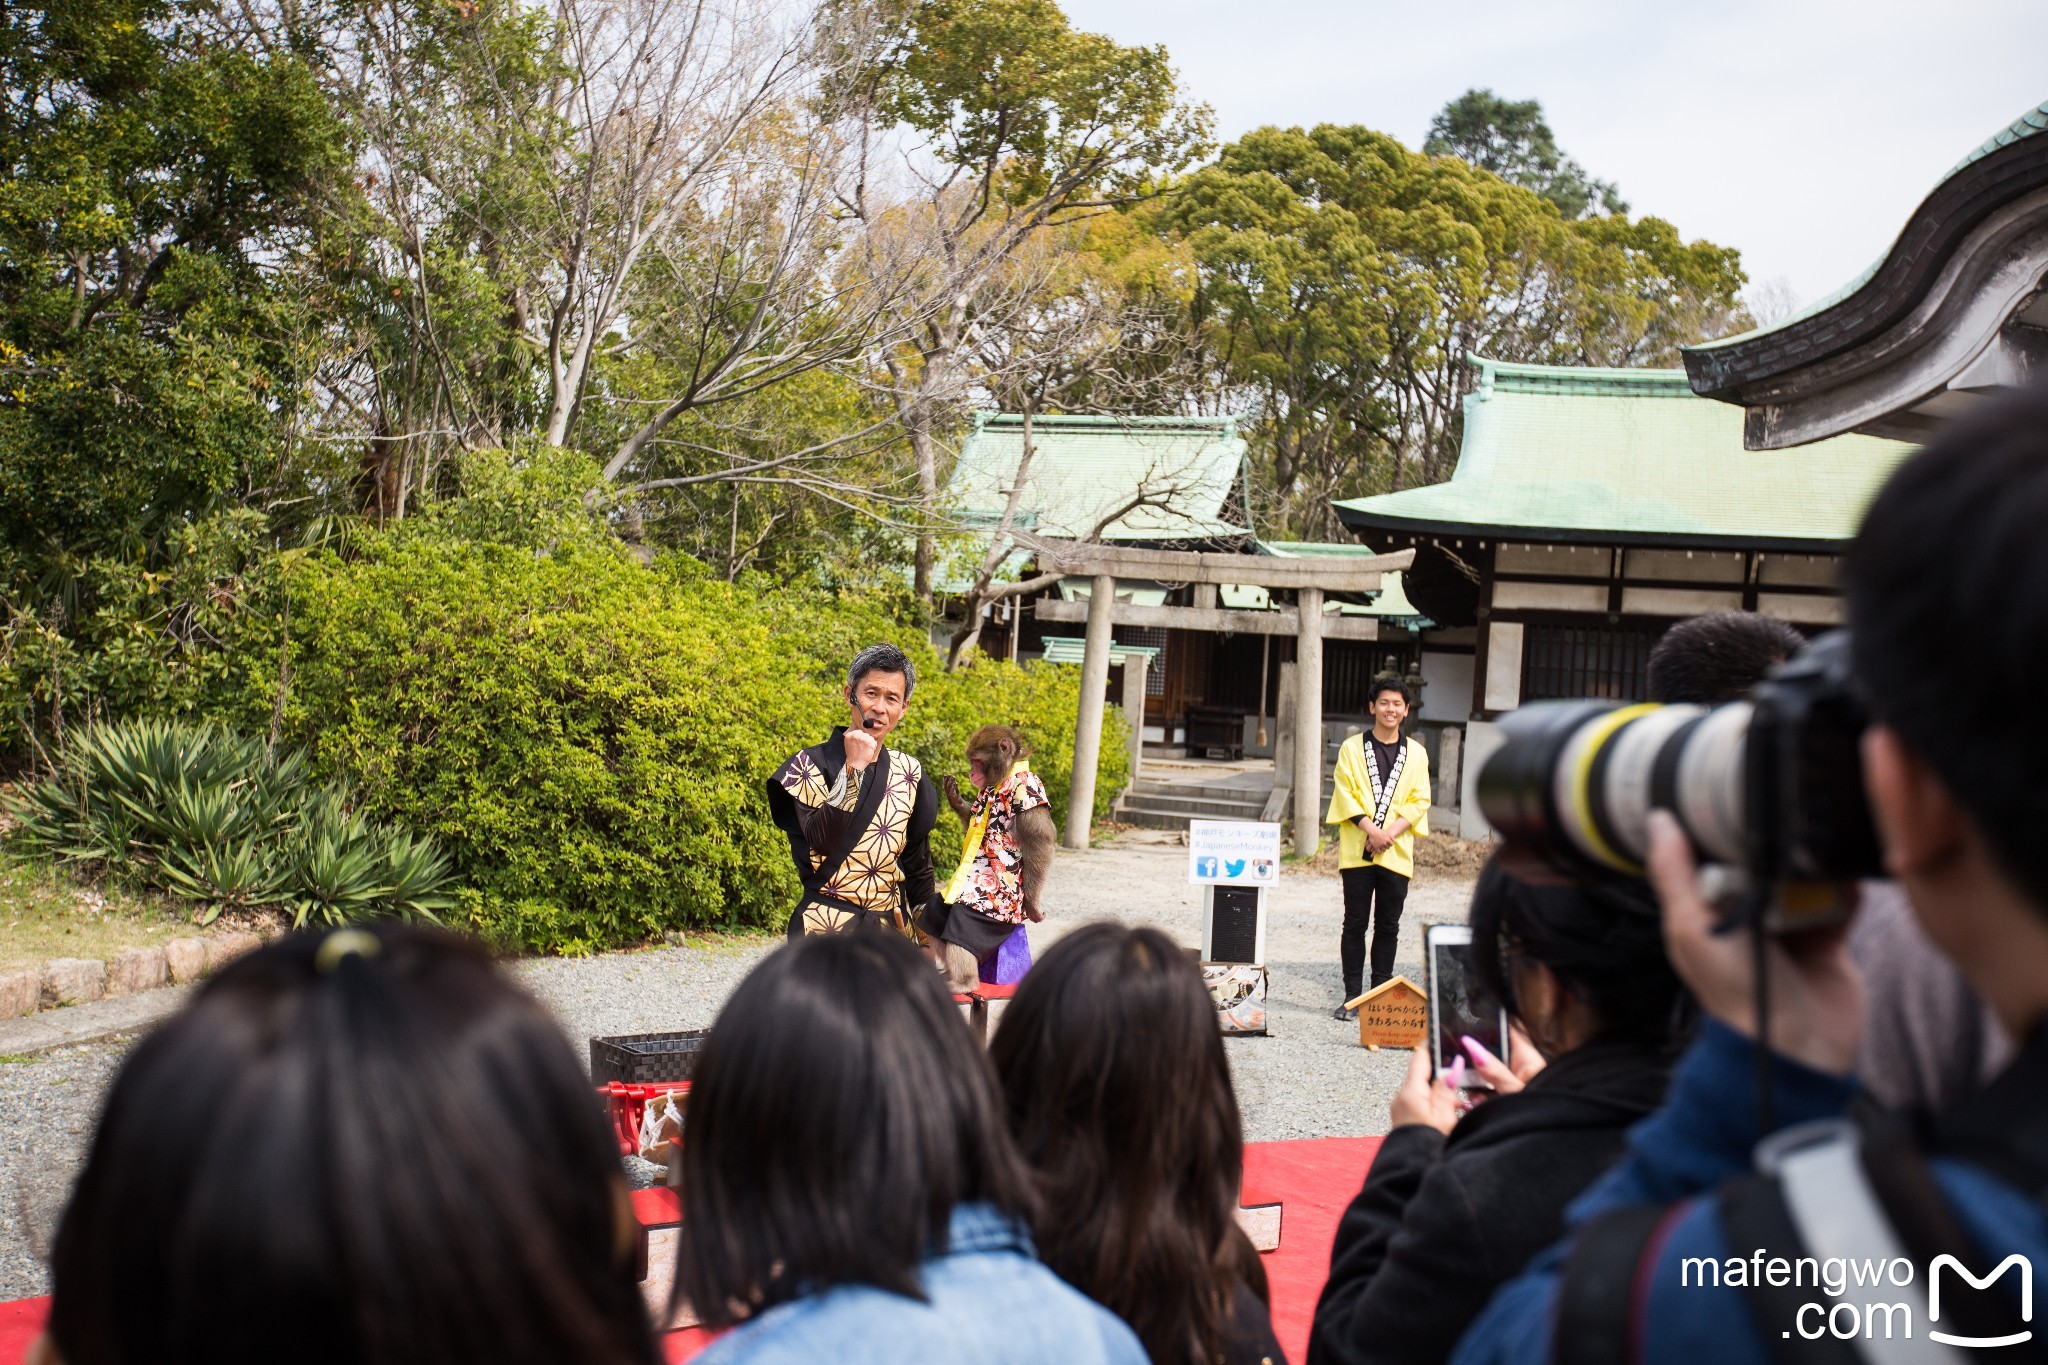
[945, 762, 1030, 903]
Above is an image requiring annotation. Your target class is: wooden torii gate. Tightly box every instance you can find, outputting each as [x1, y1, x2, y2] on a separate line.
[1032, 540, 1416, 856]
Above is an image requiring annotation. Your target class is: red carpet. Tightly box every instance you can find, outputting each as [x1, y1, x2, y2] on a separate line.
[1244, 1136, 1380, 1363]
[0, 1298, 45, 1362]
[0, 1136, 1379, 1364]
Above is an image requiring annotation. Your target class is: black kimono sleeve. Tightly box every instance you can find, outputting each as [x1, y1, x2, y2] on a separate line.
[898, 770, 939, 912]
[1307, 1124, 1495, 1365]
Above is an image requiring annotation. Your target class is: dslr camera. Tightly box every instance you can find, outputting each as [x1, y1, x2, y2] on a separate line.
[1476, 633, 1883, 931]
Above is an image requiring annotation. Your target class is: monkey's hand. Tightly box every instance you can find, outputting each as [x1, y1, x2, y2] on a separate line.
[942, 775, 973, 822]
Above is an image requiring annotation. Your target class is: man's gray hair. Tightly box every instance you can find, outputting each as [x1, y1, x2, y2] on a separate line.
[847, 643, 916, 701]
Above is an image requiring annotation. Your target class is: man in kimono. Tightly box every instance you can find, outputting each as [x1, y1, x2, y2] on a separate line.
[766, 643, 938, 938]
[1325, 677, 1431, 1020]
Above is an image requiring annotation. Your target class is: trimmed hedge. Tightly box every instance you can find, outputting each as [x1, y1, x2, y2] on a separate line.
[277, 539, 1127, 953]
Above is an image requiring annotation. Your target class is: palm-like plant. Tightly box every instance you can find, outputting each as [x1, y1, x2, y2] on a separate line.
[7, 718, 455, 926]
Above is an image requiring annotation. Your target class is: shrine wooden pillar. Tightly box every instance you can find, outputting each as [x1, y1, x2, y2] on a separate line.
[1293, 586, 1325, 857]
[1065, 574, 1117, 849]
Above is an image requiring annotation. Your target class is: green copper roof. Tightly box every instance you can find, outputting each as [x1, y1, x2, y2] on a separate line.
[948, 413, 1250, 542]
[1333, 358, 1916, 548]
[1945, 98, 2048, 183]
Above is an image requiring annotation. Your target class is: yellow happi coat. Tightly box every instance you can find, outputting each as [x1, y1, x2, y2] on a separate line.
[1324, 732, 1432, 877]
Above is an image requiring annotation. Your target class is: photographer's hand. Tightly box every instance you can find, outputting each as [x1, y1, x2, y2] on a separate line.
[1648, 811, 1864, 1076]
[1389, 1044, 1465, 1134]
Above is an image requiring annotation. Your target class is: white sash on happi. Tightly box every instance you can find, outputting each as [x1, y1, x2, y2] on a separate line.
[1363, 738, 1406, 831]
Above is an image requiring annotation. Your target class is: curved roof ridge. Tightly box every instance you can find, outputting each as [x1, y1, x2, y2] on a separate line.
[1687, 95, 2048, 364]
[1944, 98, 2048, 184]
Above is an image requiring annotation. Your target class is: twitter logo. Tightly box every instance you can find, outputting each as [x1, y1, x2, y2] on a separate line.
[1225, 859, 1247, 878]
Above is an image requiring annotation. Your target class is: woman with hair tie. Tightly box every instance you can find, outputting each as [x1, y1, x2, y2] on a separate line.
[31, 925, 661, 1365]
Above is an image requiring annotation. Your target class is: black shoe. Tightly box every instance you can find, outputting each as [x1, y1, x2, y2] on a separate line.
[1332, 1004, 1357, 1021]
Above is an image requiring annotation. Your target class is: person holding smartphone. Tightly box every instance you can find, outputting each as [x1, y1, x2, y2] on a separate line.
[1307, 860, 1687, 1365]
[1325, 677, 1432, 1020]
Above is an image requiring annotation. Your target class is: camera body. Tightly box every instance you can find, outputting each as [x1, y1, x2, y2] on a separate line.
[1476, 633, 1883, 929]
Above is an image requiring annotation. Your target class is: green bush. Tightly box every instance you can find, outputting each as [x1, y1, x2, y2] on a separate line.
[5, 717, 455, 926]
[274, 537, 1129, 953]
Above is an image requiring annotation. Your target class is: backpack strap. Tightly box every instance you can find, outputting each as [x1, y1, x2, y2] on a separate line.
[1858, 1118, 2048, 1361]
[1554, 1203, 1676, 1365]
[1714, 1171, 1862, 1365]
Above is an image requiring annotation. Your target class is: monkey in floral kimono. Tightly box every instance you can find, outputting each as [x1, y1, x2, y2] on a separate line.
[918, 725, 1056, 993]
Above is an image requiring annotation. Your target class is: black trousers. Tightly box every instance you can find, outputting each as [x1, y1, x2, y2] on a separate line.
[1339, 863, 1410, 997]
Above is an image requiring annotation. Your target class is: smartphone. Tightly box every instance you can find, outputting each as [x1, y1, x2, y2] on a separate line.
[1424, 923, 1510, 1089]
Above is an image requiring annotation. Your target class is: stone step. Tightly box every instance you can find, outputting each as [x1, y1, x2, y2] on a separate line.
[1128, 780, 1275, 803]
[1114, 796, 1266, 824]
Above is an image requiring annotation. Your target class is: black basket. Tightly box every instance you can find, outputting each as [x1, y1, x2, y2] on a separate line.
[589, 1029, 711, 1085]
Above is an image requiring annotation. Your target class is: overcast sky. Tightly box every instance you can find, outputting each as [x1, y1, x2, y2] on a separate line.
[1058, 0, 2048, 311]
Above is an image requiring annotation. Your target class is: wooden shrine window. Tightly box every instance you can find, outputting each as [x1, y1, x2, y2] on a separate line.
[1521, 623, 1656, 703]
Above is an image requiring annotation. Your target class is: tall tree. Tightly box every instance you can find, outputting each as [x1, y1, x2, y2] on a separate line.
[0, 0, 346, 565]
[1165, 123, 1746, 537]
[941, 214, 1206, 668]
[839, 0, 1211, 603]
[1423, 88, 1624, 220]
[324, 0, 919, 518]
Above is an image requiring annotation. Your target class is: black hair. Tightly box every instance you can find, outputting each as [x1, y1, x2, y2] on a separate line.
[46, 925, 660, 1365]
[1368, 676, 1411, 706]
[1646, 611, 1806, 704]
[674, 931, 1035, 1326]
[846, 642, 916, 701]
[1467, 857, 1687, 1049]
[1846, 385, 2048, 914]
[988, 923, 1266, 1365]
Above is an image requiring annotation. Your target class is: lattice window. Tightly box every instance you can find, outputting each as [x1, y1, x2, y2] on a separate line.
[1116, 627, 1168, 697]
[1521, 624, 1656, 702]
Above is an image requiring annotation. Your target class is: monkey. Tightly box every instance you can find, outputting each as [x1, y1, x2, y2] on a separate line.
[918, 724, 1057, 995]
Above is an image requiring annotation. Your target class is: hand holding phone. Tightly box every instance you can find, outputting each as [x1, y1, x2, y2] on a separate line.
[1425, 924, 1510, 1091]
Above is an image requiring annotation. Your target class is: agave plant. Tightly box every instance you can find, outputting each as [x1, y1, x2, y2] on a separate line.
[4, 717, 455, 926]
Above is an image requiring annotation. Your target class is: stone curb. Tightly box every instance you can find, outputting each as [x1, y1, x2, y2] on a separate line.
[0, 931, 264, 1032]
[0, 983, 191, 1056]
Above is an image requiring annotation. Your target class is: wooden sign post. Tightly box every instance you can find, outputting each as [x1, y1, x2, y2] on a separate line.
[1348, 976, 1427, 1051]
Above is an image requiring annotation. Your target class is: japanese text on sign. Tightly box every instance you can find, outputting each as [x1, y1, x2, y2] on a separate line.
[1188, 820, 1281, 886]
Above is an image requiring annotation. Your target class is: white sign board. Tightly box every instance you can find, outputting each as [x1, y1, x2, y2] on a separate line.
[1188, 820, 1282, 886]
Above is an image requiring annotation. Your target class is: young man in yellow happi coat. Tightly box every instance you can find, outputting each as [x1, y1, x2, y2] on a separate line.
[1324, 678, 1431, 1020]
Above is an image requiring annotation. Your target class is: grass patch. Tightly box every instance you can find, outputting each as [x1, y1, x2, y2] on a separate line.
[0, 854, 223, 975]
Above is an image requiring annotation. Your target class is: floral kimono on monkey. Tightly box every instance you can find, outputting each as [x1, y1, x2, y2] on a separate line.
[917, 725, 1055, 990]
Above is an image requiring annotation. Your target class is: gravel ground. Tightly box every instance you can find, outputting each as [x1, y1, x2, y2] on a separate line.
[0, 1042, 125, 1302]
[0, 831, 1478, 1302]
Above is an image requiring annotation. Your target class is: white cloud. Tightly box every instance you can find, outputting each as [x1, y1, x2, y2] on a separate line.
[1060, 0, 2048, 302]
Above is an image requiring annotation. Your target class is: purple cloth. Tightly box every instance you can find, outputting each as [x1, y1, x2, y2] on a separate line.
[979, 925, 1032, 984]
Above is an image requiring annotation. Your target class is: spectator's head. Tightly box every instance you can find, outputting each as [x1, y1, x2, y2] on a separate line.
[844, 643, 915, 740]
[1468, 857, 1687, 1059]
[1846, 387, 2048, 1026]
[988, 923, 1266, 1365]
[43, 925, 659, 1365]
[675, 932, 1034, 1327]
[1646, 611, 1805, 704]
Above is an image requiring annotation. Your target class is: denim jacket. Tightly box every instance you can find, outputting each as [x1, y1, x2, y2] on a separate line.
[693, 1202, 1147, 1365]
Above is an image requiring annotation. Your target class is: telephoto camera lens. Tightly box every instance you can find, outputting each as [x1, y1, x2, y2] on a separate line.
[1475, 633, 1883, 912]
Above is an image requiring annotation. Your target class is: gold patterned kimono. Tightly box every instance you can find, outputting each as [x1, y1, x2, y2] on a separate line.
[767, 728, 937, 938]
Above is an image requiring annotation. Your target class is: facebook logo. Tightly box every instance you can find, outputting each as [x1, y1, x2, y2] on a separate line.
[1194, 856, 1220, 878]
[1930, 1254, 2033, 1349]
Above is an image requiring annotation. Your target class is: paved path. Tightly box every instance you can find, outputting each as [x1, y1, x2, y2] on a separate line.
[0, 832, 1478, 1301]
